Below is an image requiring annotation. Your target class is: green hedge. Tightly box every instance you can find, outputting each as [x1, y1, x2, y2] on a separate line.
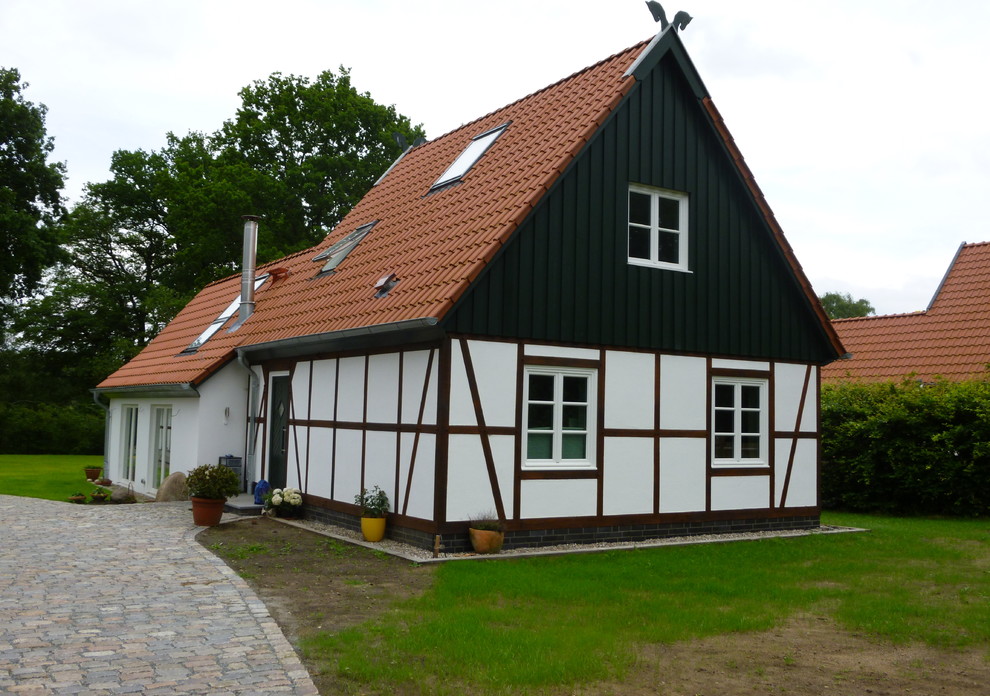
[0, 402, 104, 455]
[821, 379, 990, 516]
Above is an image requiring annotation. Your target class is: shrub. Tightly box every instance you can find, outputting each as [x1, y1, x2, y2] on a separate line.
[821, 378, 990, 516]
[186, 463, 241, 500]
[0, 402, 104, 454]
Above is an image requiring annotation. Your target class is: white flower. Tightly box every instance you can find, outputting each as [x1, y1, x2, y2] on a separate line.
[288, 494, 302, 506]
[272, 488, 283, 496]
[271, 494, 283, 506]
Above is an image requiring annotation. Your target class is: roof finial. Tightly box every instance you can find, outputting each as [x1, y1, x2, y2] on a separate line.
[645, 1, 693, 32]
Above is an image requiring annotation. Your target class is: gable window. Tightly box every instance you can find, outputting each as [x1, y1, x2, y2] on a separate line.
[313, 221, 377, 274]
[628, 184, 689, 271]
[712, 378, 767, 466]
[524, 366, 596, 469]
[431, 123, 508, 190]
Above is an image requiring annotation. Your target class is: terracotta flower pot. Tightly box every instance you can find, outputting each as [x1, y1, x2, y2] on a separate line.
[190, 497, 226, 526]
[360, 516, 387, 542]
[469, 528, 505, 554]
[84, 467, 102, 481]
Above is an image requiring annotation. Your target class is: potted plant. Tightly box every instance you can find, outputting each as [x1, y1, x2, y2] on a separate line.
[90, 487, 110, 503]
[68, 491, 87, 504]
[84, 465, 102, 481]
[354, 485, 390, 542]
[468, 511, 505, 554]
[263, 487, 304, 518]
[186, 463, 241, 526]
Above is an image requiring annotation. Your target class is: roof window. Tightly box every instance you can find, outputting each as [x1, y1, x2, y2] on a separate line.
[313, 221, 377, 274]
[180, 274, 269, 354]
[431, 123, 508, 190]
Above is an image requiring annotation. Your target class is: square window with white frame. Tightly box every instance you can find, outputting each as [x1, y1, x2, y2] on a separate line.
[712, 378, 767, 466]
[524, 366, 597, 469]
[628, 183, 689, 271]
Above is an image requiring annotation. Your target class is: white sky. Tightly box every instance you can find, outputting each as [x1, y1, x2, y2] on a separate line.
[3, 0, 989, 316]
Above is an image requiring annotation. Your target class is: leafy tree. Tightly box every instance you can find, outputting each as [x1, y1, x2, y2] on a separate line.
[819, 291, 875, 319]
[0, 68, 65, 326]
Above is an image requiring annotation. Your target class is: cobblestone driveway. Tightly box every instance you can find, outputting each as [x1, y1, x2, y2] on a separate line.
[0, 496, 317, 695]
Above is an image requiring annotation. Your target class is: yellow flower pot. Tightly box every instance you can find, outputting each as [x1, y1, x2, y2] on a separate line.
[360, 516, 387, 542]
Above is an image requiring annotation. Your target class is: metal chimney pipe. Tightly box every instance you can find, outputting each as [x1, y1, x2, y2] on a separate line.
[240, 215, 260, 321]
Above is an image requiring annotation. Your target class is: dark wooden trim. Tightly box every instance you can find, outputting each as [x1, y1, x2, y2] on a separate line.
[654, 353, 661, 515]
[434, 338, 452, 527]
[289, 367, 303, 489]
[305, 359, 313, 492]
[290, 418, 439, 434]
[330, 358, 339, 500]
[773, 431, 817, 439]
[302, 493, 437, 534]
[360, 354, 369, 492]
[780, 364, 812, 508]
[448, 425, 516, 436]
[597, 348, 606, 517]
[768, 363, 776, 509]
[522, 355, 601, 369]
[520, 468, 598, 480]
[394, 353, 403, 513]
[459, 338, 507, 522]
[403, 348, 435, 516]
[602, 428, 708, 438]
[711, 466, 771, 477]
[705, 357, 712, 512]
[513, 343, 524, 521]
[259, 370, 270, 480]
[710, 368, 772, 379]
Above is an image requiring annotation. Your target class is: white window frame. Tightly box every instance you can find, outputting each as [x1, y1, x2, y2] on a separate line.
[120, 404, 139, 482]
[150, 406, 173, 489]
[711, 377, 768, 467]
[432, 123, 508, 189]
[523, 366, 597, 470]
[627, 183, 690, 272]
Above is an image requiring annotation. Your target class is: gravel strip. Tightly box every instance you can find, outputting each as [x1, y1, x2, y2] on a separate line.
[261, 515, 866, 564]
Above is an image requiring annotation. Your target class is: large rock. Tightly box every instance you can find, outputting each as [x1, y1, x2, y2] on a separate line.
[155, 472, 189, 502]
[111, 486, 136, 504]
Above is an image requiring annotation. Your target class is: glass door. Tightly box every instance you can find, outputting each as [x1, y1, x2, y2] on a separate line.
[151, 406, 172, 488]
[121, 405, 139, 482]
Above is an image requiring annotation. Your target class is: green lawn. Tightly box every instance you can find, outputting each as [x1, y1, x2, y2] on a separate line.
[302, 512, 990, 694]
[0, 453, 105, 501]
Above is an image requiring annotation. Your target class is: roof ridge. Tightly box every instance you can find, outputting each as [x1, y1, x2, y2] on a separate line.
[831, 310, 927, 323]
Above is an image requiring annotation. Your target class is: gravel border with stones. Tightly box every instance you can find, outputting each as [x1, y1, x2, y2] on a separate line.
[243, 514, 866, 564]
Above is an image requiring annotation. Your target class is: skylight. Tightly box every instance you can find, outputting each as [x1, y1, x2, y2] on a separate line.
[313, 221, 377, 274]
[180, 274, 269, 354]
[431, 123, 508, 190]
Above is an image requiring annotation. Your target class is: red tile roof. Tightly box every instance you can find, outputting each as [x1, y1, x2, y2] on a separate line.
[822, 242, 990, 383]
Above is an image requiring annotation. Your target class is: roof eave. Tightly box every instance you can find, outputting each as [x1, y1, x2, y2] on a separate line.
[91, 383, 201, 399]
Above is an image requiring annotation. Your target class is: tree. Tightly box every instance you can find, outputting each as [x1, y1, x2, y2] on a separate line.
[820, 291, 875, 319]
[0, 67, 65, 328]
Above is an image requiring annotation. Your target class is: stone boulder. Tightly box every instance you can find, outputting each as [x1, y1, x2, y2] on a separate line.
[111, 486, 136, 504]
[155, 472, 189, 502]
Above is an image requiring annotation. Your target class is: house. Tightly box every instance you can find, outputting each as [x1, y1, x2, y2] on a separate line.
[94, 28, 844, 551]
[822, 242, 990, 384]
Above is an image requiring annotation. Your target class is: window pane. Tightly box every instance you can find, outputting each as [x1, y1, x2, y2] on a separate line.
[714, 410, 734, 433]
[658, 196, 680, 229]
[658, 231, 679, 264]
[741, 410, 760, 434]
[741, 436, 761, 458]
[714, 435, 734, 459]
[529, 374, 555, 402]
[527, 433, 553, 459]
[714, 384, 735, 408]
[629, 226, 650, 259]
[741, 385, 761, 408]
[562, 376, 588, 403]
[562, 434, 587, 459]
[629, 191, 651, 224]
[528, 404, 554, 430]
[562, 405, 587, 430]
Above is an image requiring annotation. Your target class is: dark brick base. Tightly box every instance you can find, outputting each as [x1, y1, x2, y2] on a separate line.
[300, 505, 820, 555]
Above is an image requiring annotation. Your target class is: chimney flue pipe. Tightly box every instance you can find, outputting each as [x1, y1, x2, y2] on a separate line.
[240, 215, 260, 321]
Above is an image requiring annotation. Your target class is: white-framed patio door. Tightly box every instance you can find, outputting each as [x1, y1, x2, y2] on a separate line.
[151, 406, 173, 489]
[121, 405, 139, 482]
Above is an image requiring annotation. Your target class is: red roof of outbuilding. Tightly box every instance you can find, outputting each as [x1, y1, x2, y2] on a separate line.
[823, 242, 990, 383]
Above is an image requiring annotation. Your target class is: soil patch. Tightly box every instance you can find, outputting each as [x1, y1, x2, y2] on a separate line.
[198, 517, 989, 696]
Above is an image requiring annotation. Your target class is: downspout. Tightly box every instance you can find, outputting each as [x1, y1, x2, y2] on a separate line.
[91, 390, 111, 476]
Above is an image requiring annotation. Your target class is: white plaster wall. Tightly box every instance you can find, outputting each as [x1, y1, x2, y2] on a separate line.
[524, 344, 599, 360]
[367, 354, 401, 424]
[774, 438, 817, 508]
[196, 362, 250, 468]
[364, 430, 397, 504]
[306, 428, 334, 498]
[711, 475, 770, 511]
[291, 362, 312, 420]
[602, 437, 654, 515]
[309, 359, 338, 421]
[399, 431, 435, 520]
[446, 434, 494, 521]
[400, 350, 437, 425]
[774, 363, 807, 432]
[466, 340, 517, 428]
[448, 341, 476, 427]
[800, 369, 818, 432]
[659, 355, 707, 430]
[659, 438, 707, 512]
[604, 351, 655, 430]
[284, 424, 306, 490]
[520, 479, 597, 518]
[332, 428, 363, 504]
[712, 358, 770, 371]
[336, 356, 366, 422]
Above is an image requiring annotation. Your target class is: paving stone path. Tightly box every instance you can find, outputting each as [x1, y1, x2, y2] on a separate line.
[0, 495, 318, 695]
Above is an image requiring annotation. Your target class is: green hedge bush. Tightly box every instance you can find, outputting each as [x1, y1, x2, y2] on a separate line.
[0, 402, 104, 454]
[821, 379, 990, 516]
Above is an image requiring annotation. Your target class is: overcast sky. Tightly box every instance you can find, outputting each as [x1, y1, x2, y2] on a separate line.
[3, 0, 988, 316]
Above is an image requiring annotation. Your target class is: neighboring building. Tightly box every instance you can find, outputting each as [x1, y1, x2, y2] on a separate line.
[94, 28, 844, 551]
[823, 242, 990, 384]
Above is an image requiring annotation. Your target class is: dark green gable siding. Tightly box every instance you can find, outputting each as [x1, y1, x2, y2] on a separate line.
[443, 50, 837, 364]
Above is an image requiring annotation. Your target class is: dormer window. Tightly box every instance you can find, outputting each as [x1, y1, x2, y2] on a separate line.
[314, 221, 377, 274]
[181, 274, 269, 354]
[431, 123, 508, 190]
